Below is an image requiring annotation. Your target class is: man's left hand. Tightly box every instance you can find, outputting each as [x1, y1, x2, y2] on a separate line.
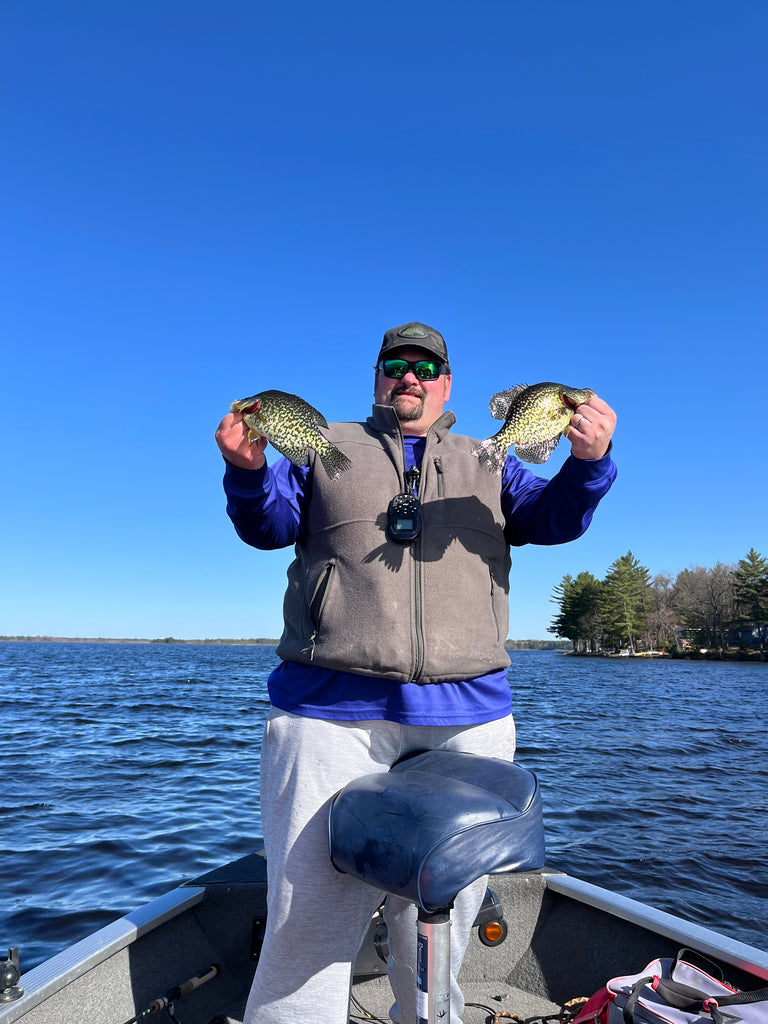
[567, 394, 616, 460]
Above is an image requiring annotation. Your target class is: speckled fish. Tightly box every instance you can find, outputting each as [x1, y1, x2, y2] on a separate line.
[471, 382, 595, 473]
[230, 389, 352, 480]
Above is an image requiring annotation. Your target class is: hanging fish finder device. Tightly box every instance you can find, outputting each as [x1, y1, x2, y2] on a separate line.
[387, 492, 422, 542]
[386, 467, 422, 543]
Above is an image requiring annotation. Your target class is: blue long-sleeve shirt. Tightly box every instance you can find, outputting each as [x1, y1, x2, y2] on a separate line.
[223, 438, 616, 725]
[225, 441, 616, 550]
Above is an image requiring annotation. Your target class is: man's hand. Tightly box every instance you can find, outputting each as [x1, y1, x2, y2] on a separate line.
[566, 394, 616, 460]
[215, 413, 267, 470]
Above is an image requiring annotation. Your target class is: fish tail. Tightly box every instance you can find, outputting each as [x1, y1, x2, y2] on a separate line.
[319, 443, 353, 480]
[470, 438, 507, 475]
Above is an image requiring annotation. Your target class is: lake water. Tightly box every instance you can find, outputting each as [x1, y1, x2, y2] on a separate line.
[1, 642, 766, 973]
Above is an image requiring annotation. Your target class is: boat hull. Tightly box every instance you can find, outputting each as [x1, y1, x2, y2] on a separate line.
[2, 850, 766, 1024]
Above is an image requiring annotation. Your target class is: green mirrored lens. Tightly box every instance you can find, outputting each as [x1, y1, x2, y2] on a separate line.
[414, 361, 439, 380]
[383, 359, 408, 378]
[382, 359, 441, 380]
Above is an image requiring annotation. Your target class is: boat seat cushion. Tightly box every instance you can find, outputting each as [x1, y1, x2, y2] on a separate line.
[328, 750, 545, 912]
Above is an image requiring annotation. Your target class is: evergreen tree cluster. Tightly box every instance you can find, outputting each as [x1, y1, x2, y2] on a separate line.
[549, 548, 768, 656]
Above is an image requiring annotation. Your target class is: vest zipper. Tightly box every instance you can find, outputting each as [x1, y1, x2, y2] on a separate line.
[402, 426, 440, 681]
[411, 538, 424, 680]
[398, 435, 425, 682]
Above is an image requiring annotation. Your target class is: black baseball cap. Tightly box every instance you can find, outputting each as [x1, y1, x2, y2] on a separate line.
[377, 322, 449, 365]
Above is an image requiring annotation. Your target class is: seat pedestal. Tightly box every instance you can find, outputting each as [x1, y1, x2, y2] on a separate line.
[417, 908, 451, 1024]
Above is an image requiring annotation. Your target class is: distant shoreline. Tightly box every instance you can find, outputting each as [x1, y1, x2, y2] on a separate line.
[0, 636, 567, 649]
[0, 636, 280, 646]
[3, 637, 761, 659]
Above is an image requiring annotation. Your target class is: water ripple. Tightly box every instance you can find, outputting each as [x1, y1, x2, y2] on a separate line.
[2, 643, 766, 969]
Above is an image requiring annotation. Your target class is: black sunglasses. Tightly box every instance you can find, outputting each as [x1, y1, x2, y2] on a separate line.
[379, 358, 447, 381]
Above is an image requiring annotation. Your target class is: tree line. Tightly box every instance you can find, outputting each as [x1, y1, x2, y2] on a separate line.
[549, 548, 768, 657]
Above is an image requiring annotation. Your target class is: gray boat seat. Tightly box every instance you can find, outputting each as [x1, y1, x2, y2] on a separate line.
[328, 750, 545, 913]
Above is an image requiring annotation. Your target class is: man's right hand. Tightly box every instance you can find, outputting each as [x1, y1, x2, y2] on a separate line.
[215, 413, 267, 470]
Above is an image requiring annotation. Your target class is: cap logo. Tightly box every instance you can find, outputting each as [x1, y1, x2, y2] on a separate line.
[398, 326, 430, 339]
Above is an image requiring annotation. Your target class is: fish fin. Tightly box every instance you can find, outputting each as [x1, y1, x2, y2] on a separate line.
[269, 439, 311, 467]
[305, 403, 328, 427]
[247, 428, 263, 444]
[488, 385, 528, 420]
[470, 438, 508, 475]
[318, 444, 353, 480]
[514, 435, 560, 464]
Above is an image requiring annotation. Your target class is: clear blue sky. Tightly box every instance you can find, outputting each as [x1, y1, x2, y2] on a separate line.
[2, 1, 765, 640]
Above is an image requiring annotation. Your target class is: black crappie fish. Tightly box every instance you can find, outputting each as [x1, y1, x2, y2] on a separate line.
[471, 382, 595, 473]
[230, 389, 352, 480]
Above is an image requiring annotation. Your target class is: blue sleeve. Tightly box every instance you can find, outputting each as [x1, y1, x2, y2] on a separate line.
[222, 457, 310, 549]
[501, 449, 617, 546]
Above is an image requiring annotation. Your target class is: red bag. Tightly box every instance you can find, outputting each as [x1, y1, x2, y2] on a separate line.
[572, 985, 611, 1024]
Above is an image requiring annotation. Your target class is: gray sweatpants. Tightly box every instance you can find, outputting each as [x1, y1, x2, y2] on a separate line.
[243, 709, 516, 1024]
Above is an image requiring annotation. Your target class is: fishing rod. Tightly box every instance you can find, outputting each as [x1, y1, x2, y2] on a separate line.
[119, 963, 220, 1024]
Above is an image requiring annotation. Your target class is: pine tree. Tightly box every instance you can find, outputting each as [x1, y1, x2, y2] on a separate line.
[549, 572, 604, 652]
[549, 574, 577, 649]
[733, 548, 768, 657]
[570, 571, 604, 653]
[601, 551, 650, 651]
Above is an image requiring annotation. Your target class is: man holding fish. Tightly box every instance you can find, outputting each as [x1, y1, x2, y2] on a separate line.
[215, 322, 616, 1024]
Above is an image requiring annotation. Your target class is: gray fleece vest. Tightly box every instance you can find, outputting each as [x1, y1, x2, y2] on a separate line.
[275, 405, 512, 683]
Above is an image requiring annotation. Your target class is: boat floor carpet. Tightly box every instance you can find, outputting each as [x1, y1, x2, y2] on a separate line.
[350, 975, 562, 1022]
[205, 979, 560, 1024]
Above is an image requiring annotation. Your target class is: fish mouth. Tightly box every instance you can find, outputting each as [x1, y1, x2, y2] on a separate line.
[231, 398, 260, 415]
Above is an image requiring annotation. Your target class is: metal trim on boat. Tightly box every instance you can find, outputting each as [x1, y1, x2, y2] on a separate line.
[0, 886, 205, 1024]
[543, 871, 768, 980]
